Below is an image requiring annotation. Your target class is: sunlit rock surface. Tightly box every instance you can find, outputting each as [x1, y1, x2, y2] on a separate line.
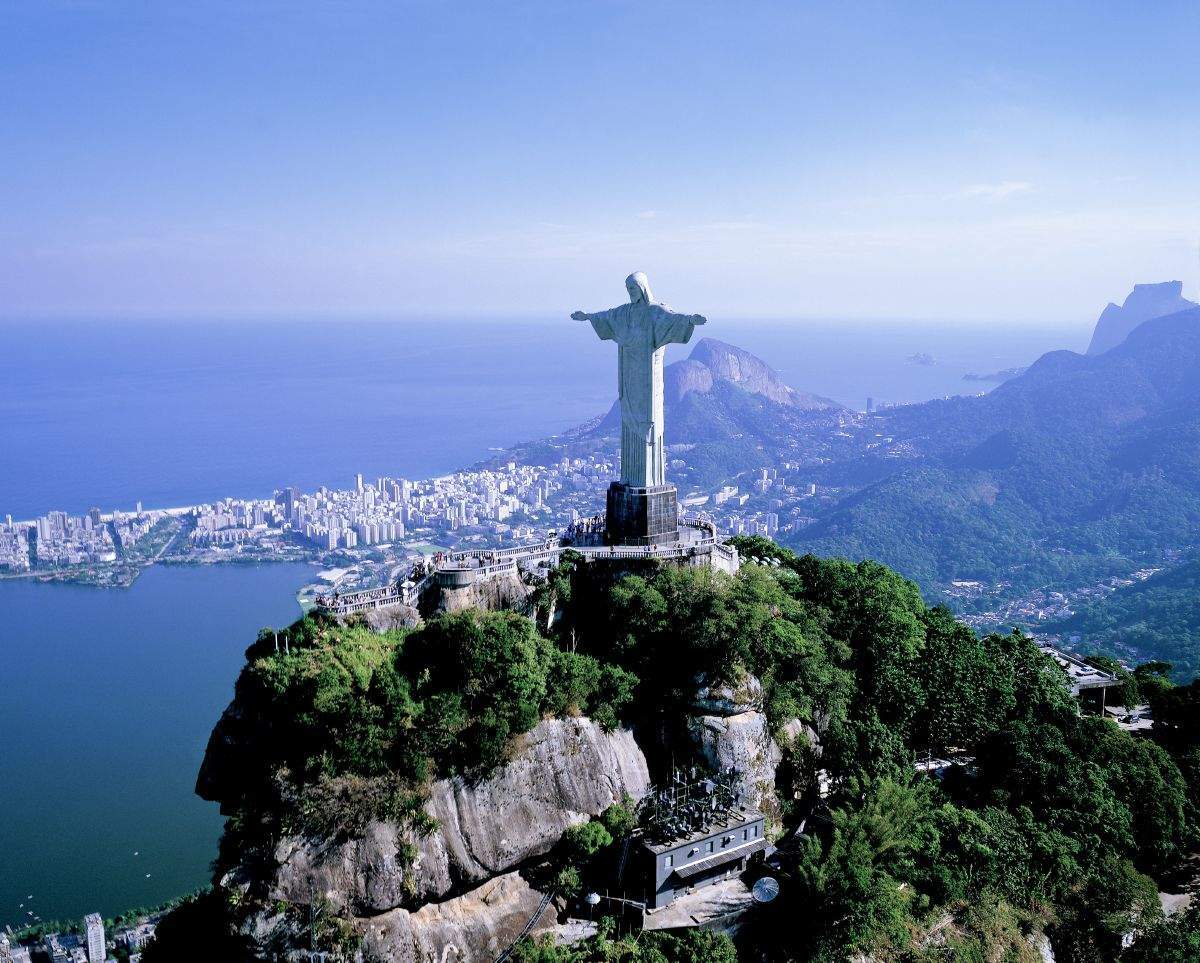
[272, 718, 650, 913]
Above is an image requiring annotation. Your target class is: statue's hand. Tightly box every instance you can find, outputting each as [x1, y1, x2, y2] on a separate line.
[571, 311, 588, 321]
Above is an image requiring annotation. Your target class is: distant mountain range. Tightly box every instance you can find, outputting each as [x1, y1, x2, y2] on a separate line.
[502, 338, 846, 491]
[596, 338, 840, 425]
[796, 300, 1200, 588]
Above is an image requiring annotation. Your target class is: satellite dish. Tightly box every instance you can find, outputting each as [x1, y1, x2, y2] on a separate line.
[751, 877, 780, 904]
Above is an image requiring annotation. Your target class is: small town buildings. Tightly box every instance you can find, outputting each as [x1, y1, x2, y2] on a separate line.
[41, 934, 69, 963]
[1037, 643, 1120, 713]
[0, 935, 27, 963]
[121, 922, 156, 953]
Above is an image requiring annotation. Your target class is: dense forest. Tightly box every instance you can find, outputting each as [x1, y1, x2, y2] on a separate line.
[147, 541, 1200, 962]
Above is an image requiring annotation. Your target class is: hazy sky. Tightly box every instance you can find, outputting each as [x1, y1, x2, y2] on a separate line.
[2, 1, 1198, 322]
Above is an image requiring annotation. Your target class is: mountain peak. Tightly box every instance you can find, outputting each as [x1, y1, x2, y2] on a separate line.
[1086, 280, 1196, 356]
[667, 337, 840, 410]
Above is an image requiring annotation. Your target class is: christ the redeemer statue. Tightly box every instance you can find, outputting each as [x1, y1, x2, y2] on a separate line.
[572, 272, 706, 489]
[572, 272, 707, 546]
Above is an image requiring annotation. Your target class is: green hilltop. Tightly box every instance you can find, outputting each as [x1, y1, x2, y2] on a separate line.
[146, 543, 1200, 962]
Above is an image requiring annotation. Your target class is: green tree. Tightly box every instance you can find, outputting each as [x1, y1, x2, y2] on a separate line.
[1122, 904, 1200, 963]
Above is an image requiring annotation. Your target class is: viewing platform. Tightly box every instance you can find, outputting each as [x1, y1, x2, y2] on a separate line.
[314, 518, 738, 617]
[1036, 641, 1120, 697]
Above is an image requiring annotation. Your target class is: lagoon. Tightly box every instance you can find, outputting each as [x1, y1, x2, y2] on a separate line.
[0, 562, 313, 927]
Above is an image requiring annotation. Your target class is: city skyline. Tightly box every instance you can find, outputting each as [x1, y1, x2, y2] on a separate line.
[2, 1, 1198, 322]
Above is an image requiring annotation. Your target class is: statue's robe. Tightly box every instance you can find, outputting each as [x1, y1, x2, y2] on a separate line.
[585, 303, 703, 487]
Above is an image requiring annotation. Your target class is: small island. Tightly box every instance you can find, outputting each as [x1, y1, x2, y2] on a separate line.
[963, 365, 1028, 383]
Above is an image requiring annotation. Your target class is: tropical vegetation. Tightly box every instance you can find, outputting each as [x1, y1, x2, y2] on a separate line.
[148, 538, 1200, 961]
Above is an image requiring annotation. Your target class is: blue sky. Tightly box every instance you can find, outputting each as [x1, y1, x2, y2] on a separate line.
[2, 1, 1197, 321]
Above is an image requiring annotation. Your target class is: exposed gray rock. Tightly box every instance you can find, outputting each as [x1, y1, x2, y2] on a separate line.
[1028, 930, 1056, 963]
[691, 671, 763, 716]
[597, 336, 841, 433]
[778, 717, 820, 754]
[688, 711, 782, 824]
[433, 569, 530, 615]
[664, 358, 714, 403]
[272, 719, 650, 913]
[359, 872, 555, 963]
[684, 338, 841, 409]
[362, 604, 421, 633]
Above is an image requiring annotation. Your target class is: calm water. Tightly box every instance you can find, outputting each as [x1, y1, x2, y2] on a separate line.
[0, 315, 1089, 924]
[0, 562, 313, 926]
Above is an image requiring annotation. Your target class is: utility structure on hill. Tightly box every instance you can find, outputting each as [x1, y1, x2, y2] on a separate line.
[632, 768, 767, 911]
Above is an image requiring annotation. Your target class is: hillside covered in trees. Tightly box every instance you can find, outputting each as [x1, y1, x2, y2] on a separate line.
[792, 307, 1200, 597]
[145, 542, 1200, 962]
[1053, 558, 1200, 680]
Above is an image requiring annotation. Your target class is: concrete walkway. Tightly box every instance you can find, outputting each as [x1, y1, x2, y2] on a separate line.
[643, 878, 754, 932]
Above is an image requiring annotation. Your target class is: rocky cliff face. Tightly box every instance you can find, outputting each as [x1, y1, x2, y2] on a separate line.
[687, 673, 784, 824]
[688, 712, 783, 825]
[216, 718, 648, 960]
[1086, 280, 1195, 356]
[270, 719, 650, 914]
[359, 871, 557, 963]
[431, 569, 530, 615]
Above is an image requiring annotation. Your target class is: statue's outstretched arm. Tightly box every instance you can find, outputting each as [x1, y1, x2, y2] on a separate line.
[652, 307, 707, 348]
[571, 307, 620, 323]
[573, 306, 621, 342]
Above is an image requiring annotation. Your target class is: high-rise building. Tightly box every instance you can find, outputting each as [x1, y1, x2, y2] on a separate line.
[355, 473, 364, 492]
[84, 913, 104, 963]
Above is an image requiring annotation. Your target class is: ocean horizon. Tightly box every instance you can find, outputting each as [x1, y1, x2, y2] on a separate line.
[0, 316, 1088, 521]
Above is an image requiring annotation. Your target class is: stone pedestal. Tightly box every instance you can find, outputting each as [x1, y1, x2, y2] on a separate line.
[606, 483, 679, 545]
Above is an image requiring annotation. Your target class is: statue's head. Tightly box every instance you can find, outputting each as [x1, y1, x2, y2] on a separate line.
[625, 272, 653, 305]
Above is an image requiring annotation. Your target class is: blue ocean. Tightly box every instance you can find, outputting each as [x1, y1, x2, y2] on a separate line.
[0, 316, 1088, 924]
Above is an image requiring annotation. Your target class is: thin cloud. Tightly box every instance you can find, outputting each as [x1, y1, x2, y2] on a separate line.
[636, 210, 659, 219]
[952, 180, 1034, 201]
